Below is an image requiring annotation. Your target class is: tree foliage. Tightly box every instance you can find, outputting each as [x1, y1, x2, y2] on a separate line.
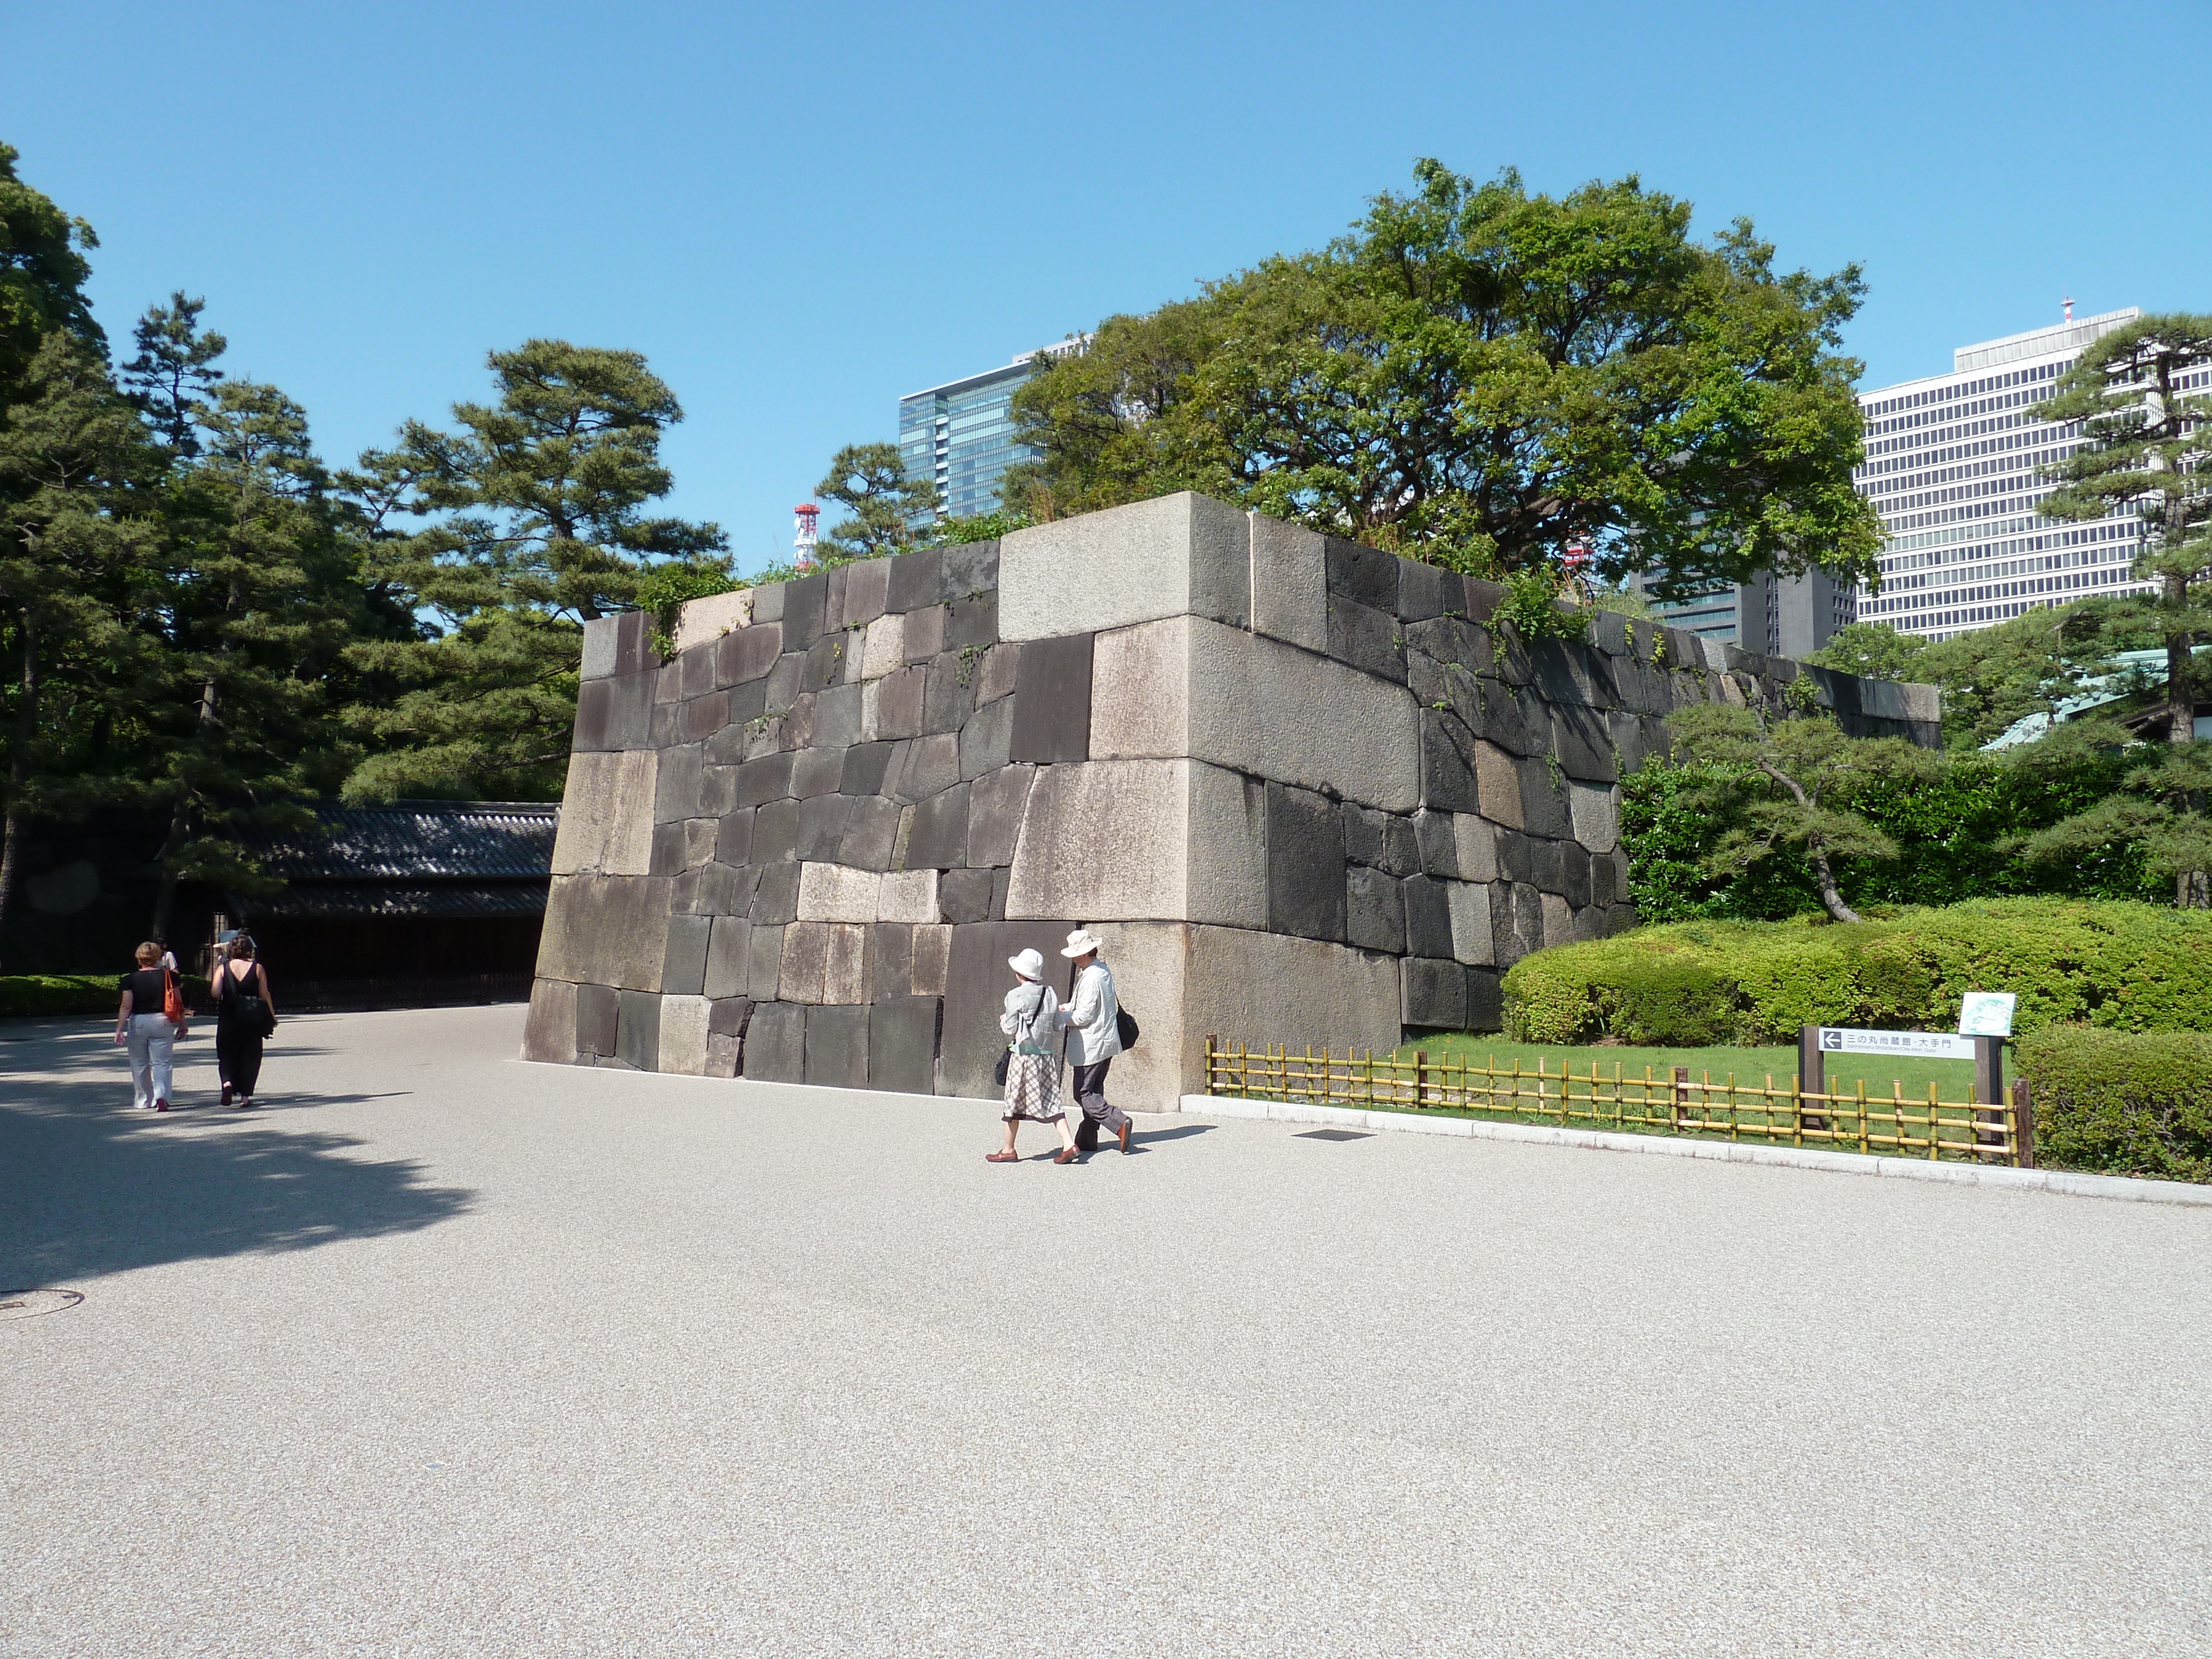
[1006, 160, 1883, 595]
[813, 442, 939, 562]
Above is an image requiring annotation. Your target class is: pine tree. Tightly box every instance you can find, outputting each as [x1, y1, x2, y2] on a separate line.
[813, 443, 940, 561]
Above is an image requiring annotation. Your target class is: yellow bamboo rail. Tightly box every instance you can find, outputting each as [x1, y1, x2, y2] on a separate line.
[1202, 1037, 2029, 1166]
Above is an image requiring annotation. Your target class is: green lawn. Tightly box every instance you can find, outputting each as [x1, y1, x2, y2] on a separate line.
[1391, 1033, 1983, 1105]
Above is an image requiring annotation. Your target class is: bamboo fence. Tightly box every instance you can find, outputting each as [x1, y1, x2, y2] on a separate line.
[1202, 1038, 2033, 1166]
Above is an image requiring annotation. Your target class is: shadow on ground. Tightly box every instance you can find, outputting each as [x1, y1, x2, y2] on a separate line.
[0, 1024, 473, 1286]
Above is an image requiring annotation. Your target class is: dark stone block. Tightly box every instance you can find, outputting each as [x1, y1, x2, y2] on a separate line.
[1519, 757, 1573, 839]
[655, 660, 685, 706]
[750, 861, 802, 925]
[966, 764, 1034, 867]
[573, 678, 614, 750]
[1528, 837, 1565, 896]
[1552, 704, 1616, 782]
[904, 780, 971, 869]
[842, 740, 896, 795]
[842, 559, 891, 628]
[679, 640, 717, 700]
[941, 921, 1073, 1098]
[1325, 536, 1397, 608]
[1404, 957, 1466, 1029]
[1528, 640, 1599, 707]
[670, 867, 702, 915]
[576, 982, 619, 1057]
[1491, 829, 1534, 885]
[764, 652, 804, 714]
[815, 682, 863, 750]
[701, 861, 760, 919]
[1476, 683, 1546, 758]
[782, 571, 828, 651]
[709, 994, 752, 1037]
[940, 540, 999, 604]
[722, 680, 768, 734]
[823, 565, 849, 630]
[1328, 595, 1404, 683]
[945, 590, 998, 650]
[794, 794, 854, 861]
[869, 998, 941, 1096]
[609, 609, 654, 677]
[650, 821, 687, 879]
[902, 606, 946, 664]
[1404, 873, 1454, 959]
[1588, 608, 1631, 659]
[1560, 841, 1593, 907]
[717, 620, 782, 687]
[1465, 967, 1505, 1032]
[729, 751, 794, 809]
[838, 795, 904, 871]
[870, 923, 914, 1001]
[989, 866, 1011, 920]
[893, 733, 961, 804]
[753, 797, 802, 865]
[648, 701, 678, 748]
[1342, 804, 1421, 877]
[804, 1003, 870, 1089]
[873, 665, 926, 740]
[959, 695, 1014, 779]
[924, 651, 978, 734]
[888, 546, 943, 612]
[1412, 808, 1458, 879]
[1404, 615, 1494, 678]
[742, 1001, 806, 1082]
[654, 744, 705, 823]
[1420, 709, 1481, 813]
[1463, 578, 1505, 625]
[680, 691, 727, 743]
[1397, 559, 1461, 623]
[699, 765, 739, 819]
[1266, 781, 1347, 943]
[1590, 848, 1616, 908]
[616, 989, 661, 1072]
[661, 914, 711, 997]
[1490, 883, 1531, 969]
[801, 633, 847, 693]
[1009, 632, 1094, 763]
[938, 867, 993, 923]
[791, 745, 846, 799]
[705, 917, 751, 999]
[717, 808, 756, 865]
[748, 925, 785, 1000]
[1345, 867, 1406, 954]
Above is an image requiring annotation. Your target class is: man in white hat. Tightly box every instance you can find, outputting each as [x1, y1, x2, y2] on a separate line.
[1053, 928, 1130, 1154]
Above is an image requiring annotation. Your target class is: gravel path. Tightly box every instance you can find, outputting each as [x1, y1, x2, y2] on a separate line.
[4, 1004, 2208, 1656]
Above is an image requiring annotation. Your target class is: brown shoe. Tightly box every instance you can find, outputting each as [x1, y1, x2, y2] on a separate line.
[985, 1151, 1019, 1164]
[1118, 1120, 1133, 1153]
[1053, 1147, 1078, 1164]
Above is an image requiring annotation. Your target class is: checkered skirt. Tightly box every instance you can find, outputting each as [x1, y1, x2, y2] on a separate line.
[1001, 1052, 1065, 1122]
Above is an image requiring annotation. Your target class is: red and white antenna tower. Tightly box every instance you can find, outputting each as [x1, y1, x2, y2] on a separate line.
[2063, 294, 2074, 322]
[793, 502, 818, 570]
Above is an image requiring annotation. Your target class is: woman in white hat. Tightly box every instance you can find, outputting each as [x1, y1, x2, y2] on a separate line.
[988, 947, 1080, 1165]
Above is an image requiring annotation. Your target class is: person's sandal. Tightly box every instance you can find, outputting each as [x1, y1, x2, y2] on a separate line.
[985, 1151, 1019, 1163]
[1053, 1147, 1078, 1164]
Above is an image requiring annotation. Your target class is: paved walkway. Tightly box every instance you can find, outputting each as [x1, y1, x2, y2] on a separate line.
[4, 1005, 2209, 1657]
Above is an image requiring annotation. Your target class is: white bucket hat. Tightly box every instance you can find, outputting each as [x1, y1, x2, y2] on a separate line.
[1008, 947, 1046, 980]
[1060, 928, 1104, 958]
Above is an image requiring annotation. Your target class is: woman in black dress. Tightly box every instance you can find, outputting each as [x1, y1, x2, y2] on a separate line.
[213, 934, 278, 1108]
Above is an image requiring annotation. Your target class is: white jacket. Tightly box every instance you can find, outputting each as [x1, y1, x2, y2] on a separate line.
[1054, 961, 1121, 1066]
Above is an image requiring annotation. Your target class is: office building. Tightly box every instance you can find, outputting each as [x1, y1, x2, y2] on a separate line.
[1638, 567, 1858, 658]
[897, 340, 1084, 525]
[1851, 307, 2157, 641]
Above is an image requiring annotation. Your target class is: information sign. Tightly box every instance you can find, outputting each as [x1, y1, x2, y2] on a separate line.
[1957, 993, 2017, 1037]
[1815, 1027, 1978, 1060]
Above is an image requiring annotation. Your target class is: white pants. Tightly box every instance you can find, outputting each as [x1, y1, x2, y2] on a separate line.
[126, 1014, 177, 1108]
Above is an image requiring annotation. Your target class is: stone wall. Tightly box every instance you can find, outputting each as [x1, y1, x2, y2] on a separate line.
[521, 492, 1938, 1108]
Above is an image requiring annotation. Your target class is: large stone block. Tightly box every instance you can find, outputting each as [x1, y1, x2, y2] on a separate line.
[1345, 867, 1406, 954]
[838, 794, 903, 871]
[870, 922, 914, 1000]
[1402, 957, 1465, 1030]
[1551, 703, 1616, 782]
[804, 1003, 870, 1088]
[521, 978, 577, 1063]
[1004, 759, 1262, 927]
[1327, 594, 1404, 684]
[1009, 632, 1094, 763]
[1089, 615, 1419, 812]
[1248, 512, 1327, 653]
[653, 744, 707, 825]
[742, 1001, 805, 1082]
[1473, 739, 1525, 829]
[814, 682, 863, 750]
[869, 997, 940, 1095]
[1452, 813, 1499, 883]
[941, 540, 999, 606]
[1265, 780, 1346, 943]
[781, 571, 828, 651]
[999, 492, 1249, 641]
[878, 868, 939, 924]
[793, 794, 854, 861]
[1569, 780, 1619, 854]
[1324, 537, 1397, 608]
[939, 867, 992, 922]
[1467, 967, 1505, 1032]
[581, 614, 622, 682]
[661, 912, 711, 996]
[966, 764, 1034, 868]
[658, 994, 711, 1076]
[750, 861, 802, 925]
[886, 546, 942, 612]
[1412, 808, 1458, 879]
[797, 861, 881, 923]
[922, 650, 978, 734]
[900, 604, 946, 665]
[869, 665, 926, 741]
[675, 588, 753, 655]
[780, 920, 872, 1004]
[912, 925, 951, 997]
[1342, 805, 1419, 877]
[1402, 873, 1453, 960]
[890, 732, 961, 804]
[903, 780, 970, 869]
[1397, 559, 1461, 624]
[841, 557, 891, 628]
[1446, 881, 1494, 966]
[1418, 709, 1481, 815]
[616, 989, 661, 1071]
[538, 874, 672, 991]
[717, 620, 782, 687]
[576, 982, 619, 1058]
[705, 916, 750, 998]
[1519, 755, 1574, 840]
[750, 797, 800, 865]
[572, 673, 651, 752]
[550, 749, 656, 875]
[959, 693, 1015, 780]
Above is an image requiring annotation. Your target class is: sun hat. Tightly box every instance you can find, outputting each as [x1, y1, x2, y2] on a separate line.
[1060, 928, 1104, 958]
[1008, 947, 1046, 980]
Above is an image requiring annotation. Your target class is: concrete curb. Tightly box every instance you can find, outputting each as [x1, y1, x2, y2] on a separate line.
[1179, 1095, 2212, 1207]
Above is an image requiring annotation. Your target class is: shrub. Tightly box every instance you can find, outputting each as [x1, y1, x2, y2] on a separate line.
[2015, 1025, 2212, 1181]
[0, 974, 212, 1019]
[1501, 898, 2212, 1046]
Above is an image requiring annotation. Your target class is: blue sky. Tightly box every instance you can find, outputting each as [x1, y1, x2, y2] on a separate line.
[5, 1, 2204, 576]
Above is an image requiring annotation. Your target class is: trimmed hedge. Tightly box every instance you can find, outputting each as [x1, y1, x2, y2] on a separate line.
[2015, 1025, 2212, 1182]
[1501, 898, 2212, 1047]
[0, 974, 211, 1019]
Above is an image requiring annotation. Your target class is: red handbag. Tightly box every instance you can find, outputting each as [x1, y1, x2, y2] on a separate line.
[161, 970, 186, 1024]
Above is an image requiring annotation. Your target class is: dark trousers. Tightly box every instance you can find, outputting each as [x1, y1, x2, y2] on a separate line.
[217, 1023, 265, 1098]
[1070, 1057, 1129, 1149]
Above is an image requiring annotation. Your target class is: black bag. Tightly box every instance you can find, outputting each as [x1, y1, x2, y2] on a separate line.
[993, 1047, 1013, 1087]
[227, 966, 275, 1037]
[1115, 1005, 1140, 1050]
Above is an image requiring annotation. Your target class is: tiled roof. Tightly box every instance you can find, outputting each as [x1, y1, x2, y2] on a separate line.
[243, 883, 550, 920]
[240, 801, 559, 880]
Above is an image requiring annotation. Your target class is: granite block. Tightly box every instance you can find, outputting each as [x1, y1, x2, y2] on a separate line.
[779, 921, 872, 1005]
[944, 589, 998, 650]
[1552, 703, 1616, 782]
[793, 794, 854, 861]
[902, 604, 945, 665]
[782, 571, 827, 651]
[1541, 891, 1574, 948]
[1559, 841, 1593, 907]
[705, 916, 751, 999]
[1452, 813, 1499, 883]
[685, 815, 721, 868]
[797, 861, 881, 924]
[750, 860, 802, 925]
[717, 620, 782, 688]
[870, 923, 913, 1001]
[1419, 709, 1481, 815]
[1324, 536, 1397, 609]
[778, 693, 814, 749]
[869, 998, 940, 1095]
[753, 794, 804, 863]
[649, 821, 686, 879]
[1342, 804, 1420, 877]
[989, 865, 1011, 921]
[903, 780, 970, 869]
[998, 492, 1248, 641]
[1569, 781, 1619, 853]
[1249, 512, 1327, 653]
[751, 582, 787, 624]
[837, 794, 904, 871]
[841, 557, 890, 628]
[576, 982, 618, 1058]
[717, 809, 756, 866]
[912, 925, 951, 997]
[887, 546, 942, 612]
[941, 539, 999, 604]
[791, 745, 846, 799]
[1447, 880, 1494, 966]
[975, 643, 1019, 705]
[764, 652, 804, 714]
[1266, 781, 1347, 943]
[1403, 873, 1454, 960]
[660, 912, 711, 997]
[1466, 967, 1505, 1032]
[1328, 594, 1404, 683]
[959, 693, 1014, 779]
[923, 650, 978, 734]
[1402, 957, 1466, 1029]
[870, 664, 927, 740]
[966, 764, 1034, 868]
[1010, 632, 1094, 764]
[729, 750, 794, 810]
[878, 869, 940, 924]
[1345, 866, 1406, 954]
[939, 867, 993, 923]
[538, 874, 672, 992]
[550, 749, 657, 876]
[521, 977, 577, 1063]
[1006, 760, 1186, 924]
[1473, 739, 1525, 828]
[894, 731, 962, 805]
[580, 614, 620, 682]
[1412, 808, 1458, 879]
[1493, 828, 1536, 886]
[801, 633, 848, 694]
[839, 741, 897, 796]
[1519, 755, 1574, 840]
[742, 1000, 805, 1082]
[939, 921, 1084, 1097]
[815, 682, 863, 750]
[616, 989, 661, 1072]
[747, 925, 785, 1000]
[1403, 614, 1494, 679]
[658, 994, 711, 1076]
[1397, 559, 1461, 623]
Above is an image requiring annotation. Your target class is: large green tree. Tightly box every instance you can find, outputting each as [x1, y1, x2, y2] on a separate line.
[341, 341, 729, 800]
[812, 442, 940, 561]
[1008, 161, 1883, 596]
[0, 143, 102, 392]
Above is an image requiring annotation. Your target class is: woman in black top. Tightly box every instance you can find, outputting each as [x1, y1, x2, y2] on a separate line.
[113, 941, 186, 1111]
[213, 934, 278, 1108]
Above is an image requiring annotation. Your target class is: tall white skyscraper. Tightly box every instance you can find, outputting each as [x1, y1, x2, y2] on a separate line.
[1853, 309, 2154, 640]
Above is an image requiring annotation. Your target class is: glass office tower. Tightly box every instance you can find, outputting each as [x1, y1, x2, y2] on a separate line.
[898, 342, 1081, 525]
[1852, 308, 2159, 641]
